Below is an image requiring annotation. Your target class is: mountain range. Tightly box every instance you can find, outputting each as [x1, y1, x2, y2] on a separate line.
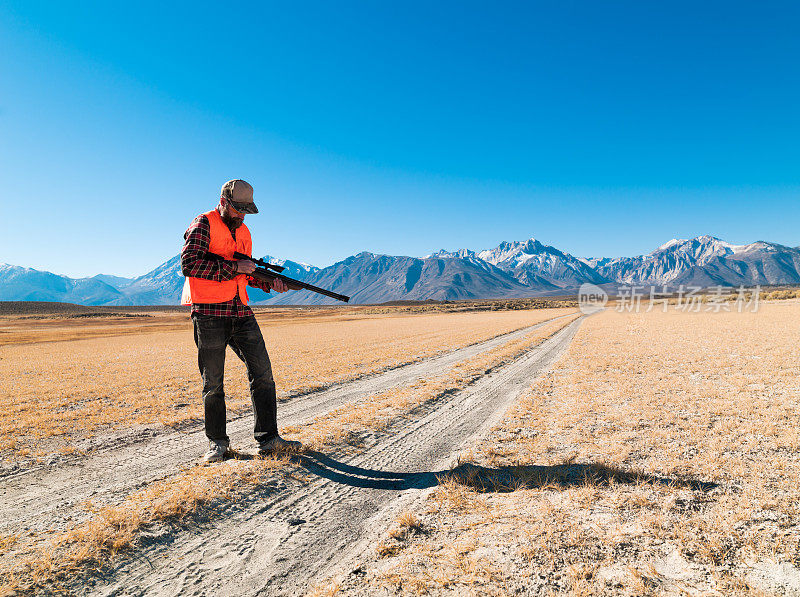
[2, 235, 799, 306]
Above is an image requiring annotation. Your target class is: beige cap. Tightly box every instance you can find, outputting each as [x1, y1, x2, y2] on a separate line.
[221, 179, 258, 214]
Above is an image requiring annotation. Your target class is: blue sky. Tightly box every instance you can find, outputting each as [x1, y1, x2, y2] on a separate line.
[1, 1, 798, 278]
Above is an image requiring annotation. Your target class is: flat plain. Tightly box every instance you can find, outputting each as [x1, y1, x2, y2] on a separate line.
[0, 301, 576, 594]
[2, 300, 799, 596]
[334, 301, 800, 596]
[0, 304, 573, 463]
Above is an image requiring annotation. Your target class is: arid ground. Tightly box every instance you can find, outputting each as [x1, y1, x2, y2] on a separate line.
[0, 301, 575, 594]
[328, 301, 800, 596]
[1, 300, 799, 596]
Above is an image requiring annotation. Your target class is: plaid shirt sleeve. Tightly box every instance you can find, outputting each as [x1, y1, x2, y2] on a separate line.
[181, 215, 240, 281]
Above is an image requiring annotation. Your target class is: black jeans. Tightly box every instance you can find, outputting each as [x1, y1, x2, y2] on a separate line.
[192, 314, 278, 445]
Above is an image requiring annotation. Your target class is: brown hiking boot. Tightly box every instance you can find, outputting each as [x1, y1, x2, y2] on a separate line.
[258, 435, 302, 455]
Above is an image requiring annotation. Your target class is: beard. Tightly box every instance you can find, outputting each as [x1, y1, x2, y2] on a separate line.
[221, 212, 244, 229]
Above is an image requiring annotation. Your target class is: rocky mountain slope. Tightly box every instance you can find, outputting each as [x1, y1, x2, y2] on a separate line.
[263, 252, 551, 305]
[0, 264, 126, 305]
[2, 235, 799, 305]
[476, 238, 610, 288]
[584, 236, 800, 287]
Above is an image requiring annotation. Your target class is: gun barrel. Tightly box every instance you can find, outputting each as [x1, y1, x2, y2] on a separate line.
[208, 251, 350, 303]
[249, 269, 350, 303]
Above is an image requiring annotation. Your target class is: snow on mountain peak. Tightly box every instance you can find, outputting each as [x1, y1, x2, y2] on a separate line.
[656, 238, 683, 251]
[260, 255, 316, 273]
[5, 234, 799, 306]
[479, 238, 543, 265]
[426, 249, 455, 258]
[649, 236, 743, 261]
[424, 248, 479, 260]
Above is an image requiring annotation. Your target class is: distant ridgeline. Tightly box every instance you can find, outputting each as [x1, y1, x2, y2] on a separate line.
[2, 236, 799, 306]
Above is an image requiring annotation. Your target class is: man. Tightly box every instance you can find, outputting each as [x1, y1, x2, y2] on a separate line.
[181, 179, 302, 463]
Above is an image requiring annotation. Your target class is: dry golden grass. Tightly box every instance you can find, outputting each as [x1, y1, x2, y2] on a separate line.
[0, 454, 298, 594]
[343, 302, 800, 595]
[305, 581, 341, 597]
[762, 289, 800, 301]
[0, 312, 186, 346]
[0, 307, 575, 593]
[385, 512, 425, 544]
[0, 307, 573, 458]
[287, 315, 580, 450]
[396, 512, 423, 533]
[0, 534, 19, 555]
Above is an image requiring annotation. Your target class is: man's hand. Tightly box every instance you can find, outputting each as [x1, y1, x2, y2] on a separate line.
[236, 259, 257, 274]
[271, 278, 289, 293]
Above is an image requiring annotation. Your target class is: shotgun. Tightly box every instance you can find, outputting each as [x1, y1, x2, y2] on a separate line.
[211, 252, 350, 303]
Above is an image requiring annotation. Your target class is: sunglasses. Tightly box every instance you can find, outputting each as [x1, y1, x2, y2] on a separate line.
[226, 198, 254, 214]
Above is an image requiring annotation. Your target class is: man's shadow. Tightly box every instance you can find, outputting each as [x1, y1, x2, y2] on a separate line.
[279, 450, 717, 493]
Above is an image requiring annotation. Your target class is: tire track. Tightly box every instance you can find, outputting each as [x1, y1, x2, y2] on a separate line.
[86, 316, 585, 596]
[0, 314, 572, 540]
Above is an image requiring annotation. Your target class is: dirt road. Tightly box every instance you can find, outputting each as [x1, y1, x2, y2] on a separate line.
[50, 315, 583, 596]
[0, 314, 569, 534]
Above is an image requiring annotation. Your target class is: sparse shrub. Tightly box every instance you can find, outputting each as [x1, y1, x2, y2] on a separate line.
[376, 540, 402, 557]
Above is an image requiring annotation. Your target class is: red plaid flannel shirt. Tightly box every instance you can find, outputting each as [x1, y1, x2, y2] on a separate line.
[181, 213, 272, 317]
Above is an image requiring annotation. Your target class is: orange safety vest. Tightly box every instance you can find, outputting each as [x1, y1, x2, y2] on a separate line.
[181, 209, 252, 306]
